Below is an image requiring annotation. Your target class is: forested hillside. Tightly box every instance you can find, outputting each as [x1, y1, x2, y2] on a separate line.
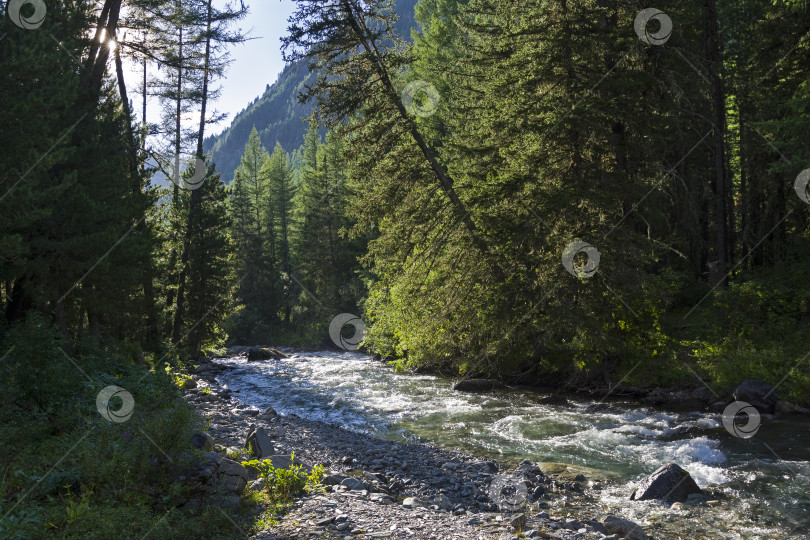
[203, 0, 419, 184]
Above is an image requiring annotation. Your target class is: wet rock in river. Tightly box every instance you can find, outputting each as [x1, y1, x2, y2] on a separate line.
[630, 463, 702, 504]
[603, 515, 650, 540]
[247, 347, 288, 361]
[452, 378, 505, 392]
[733, 379, 778, 414]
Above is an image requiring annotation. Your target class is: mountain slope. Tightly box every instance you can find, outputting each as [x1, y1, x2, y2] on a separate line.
[204, 0, 418, 183]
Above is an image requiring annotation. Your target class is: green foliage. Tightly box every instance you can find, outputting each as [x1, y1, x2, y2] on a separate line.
[242, 454, 324, 504]
[0, 316, 241, 538]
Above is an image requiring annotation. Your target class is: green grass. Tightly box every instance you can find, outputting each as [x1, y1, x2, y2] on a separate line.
[0, 315, 266, 539]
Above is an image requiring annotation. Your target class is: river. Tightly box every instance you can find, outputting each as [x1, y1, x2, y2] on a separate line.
[214, 349, 810, 539]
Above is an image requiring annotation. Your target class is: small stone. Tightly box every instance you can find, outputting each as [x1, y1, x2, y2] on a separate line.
[509, 513, 526, 531]
[573, 473, 586, 482]
[603, 515, 650, 540]
[335, 522, 350, 531]
[439, 494, 453, 511]
[323, 474, 346, 486]
[402, 497, 428, 508]
[340, 477, 366, 491]
[316, 517, 334, 527]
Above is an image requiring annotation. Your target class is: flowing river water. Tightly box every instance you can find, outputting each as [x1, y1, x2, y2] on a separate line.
[214, 350, 810, 539]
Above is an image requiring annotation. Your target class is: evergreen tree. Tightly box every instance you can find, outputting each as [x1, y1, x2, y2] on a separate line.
[265, 143, 297, 324]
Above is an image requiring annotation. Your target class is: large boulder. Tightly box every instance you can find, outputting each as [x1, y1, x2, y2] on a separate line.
[452, 379, 505, 393]
[733, 379, 778, 414]
[630, 463, 702, 504]
[247, 347, 288, 361]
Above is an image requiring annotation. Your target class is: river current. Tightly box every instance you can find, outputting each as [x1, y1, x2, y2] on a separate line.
[214, 350, 810, 539]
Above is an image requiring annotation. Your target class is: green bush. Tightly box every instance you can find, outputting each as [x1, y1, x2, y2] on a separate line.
[243, 454, 325, 503]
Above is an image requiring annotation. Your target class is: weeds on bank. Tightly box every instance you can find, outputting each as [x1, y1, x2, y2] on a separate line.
[243, 455, 326, 531]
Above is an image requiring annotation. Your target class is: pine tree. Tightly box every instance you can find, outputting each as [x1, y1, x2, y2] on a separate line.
[265, 143, 297, 324]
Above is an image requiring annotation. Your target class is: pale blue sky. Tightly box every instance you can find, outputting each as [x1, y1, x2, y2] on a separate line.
[212, 0, 297, 134]
[125, 0, 297, 137]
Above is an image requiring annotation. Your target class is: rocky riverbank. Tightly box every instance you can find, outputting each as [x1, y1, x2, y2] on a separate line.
[182, 355, 656, 539]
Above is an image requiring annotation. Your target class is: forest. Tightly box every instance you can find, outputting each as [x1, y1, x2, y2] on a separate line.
[1, 0, 809, 537]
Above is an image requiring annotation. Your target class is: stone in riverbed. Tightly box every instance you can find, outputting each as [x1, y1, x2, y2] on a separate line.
[438, 493, 453, 510]
[630, 463, 702, 504]
[452, 379, 505, 392]
[509, 513, 527, 530]
[257, 406, 278, 420]
[603, 515, 650, 540]
[470, 460, 499, 473]
[402, 496, 428, 508]
[340, 477, 367, 491]
[247, 347, 288, 361]
[323, 474, 347, 486]
[733, 379, 778, 414]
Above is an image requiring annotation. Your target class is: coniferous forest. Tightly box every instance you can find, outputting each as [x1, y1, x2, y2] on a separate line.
[1, 0, 810, 538]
